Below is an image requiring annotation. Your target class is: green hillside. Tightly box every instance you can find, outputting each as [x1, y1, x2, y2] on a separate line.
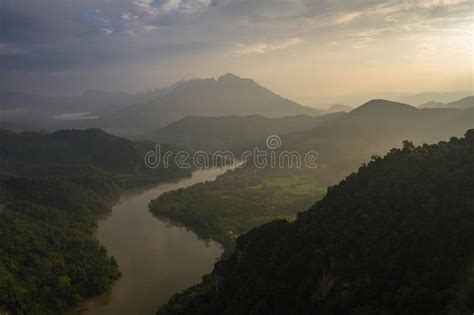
[0, 128, 190, 185]
[148, 101, 473, 254]
[0, 129, 192, 314]
[158, 130, 474, 315]
[145, 113, 342, 153]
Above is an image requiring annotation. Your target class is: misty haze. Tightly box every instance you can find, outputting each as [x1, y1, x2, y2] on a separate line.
[0, 1, 473, 315]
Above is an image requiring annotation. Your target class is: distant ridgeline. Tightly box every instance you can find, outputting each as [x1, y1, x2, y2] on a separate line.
[158, 130, 474, 314]
[0, 129, 192, 314]
[0, 128, 191, 185]
[0, 74, 319, 137]
[149, 100, 473, 255]
[147, 98, 473, 154]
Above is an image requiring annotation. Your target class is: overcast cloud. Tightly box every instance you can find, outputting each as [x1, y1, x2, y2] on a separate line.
[0, 0, 472, 103]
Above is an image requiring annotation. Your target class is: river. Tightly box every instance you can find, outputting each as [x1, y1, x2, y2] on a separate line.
[81, 167, 231, 315]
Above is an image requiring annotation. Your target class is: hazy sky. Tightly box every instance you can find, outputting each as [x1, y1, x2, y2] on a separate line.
[0, 0, 472, 104]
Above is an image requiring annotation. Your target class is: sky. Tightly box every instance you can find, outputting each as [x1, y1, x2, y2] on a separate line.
[0, 0, 472, 105]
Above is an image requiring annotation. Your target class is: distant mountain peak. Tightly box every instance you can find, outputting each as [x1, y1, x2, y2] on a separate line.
[446, 96, 474, 109]
[216, 73, 261, 88]
[352, 99, 417, 113]
[91, 74, 319, 132]
[361, 99, 411, 106]
[327, 104, 352, 113]
[458, 95, 474, 101]
[419, 100, 445, 108]
[419, 96, 473, 109]
[218, 73, 242, 81]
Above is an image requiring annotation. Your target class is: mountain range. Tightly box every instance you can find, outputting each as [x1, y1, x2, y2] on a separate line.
[419, 96, 474, 109]
[145, 98, 473, 263]
[147, 99, 473, 156]
[157, 130, 474, 315]
[1, 74, 473, 314]
[398, 90, 473, 106]
[100, 73, 319, 135]
[1, 74, 319, 136]
[325, 104, 353, 113]
[1, 75, 471, 139]
[0, 128, 190, 182]
[144, 112, 343, 152]
[0, 128, 195, 313]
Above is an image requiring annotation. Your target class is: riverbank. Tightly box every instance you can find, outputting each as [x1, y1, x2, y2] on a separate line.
[80, 167, 233, 315]
[150, 167, 326, 255]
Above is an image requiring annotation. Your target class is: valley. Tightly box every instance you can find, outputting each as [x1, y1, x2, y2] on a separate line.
[2, 2, 473, 313]
[81, 167, 231, 315]
[151, 168, 327, 253]
[158, 131, 474, 315]
[0, 77, 472, 315]
[0, 130, 193, 313]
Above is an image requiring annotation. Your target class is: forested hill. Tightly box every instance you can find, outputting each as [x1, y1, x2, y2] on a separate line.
[149, 101, 472, 256]
[145, 113, 343, 153]
[0, 129, 191, 314]
[147, 99, 472, 156]
[158, 130, 474, 315]
[0, 128, 190, 184]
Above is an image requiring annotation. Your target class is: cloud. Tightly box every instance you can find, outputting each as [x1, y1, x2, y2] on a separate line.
[416, 0, 467, 8]
[333, 12, 362, 25]
[101, 28, 114, 36]
[234, 38, 303, 55]
[0, 43, 27, 55]
[153, 0, 182, 13]
[139, 0, 214, 16]
[0, 0, 472, 95]
[351, 37, 375, 49]
[331, 0, 471, 26]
